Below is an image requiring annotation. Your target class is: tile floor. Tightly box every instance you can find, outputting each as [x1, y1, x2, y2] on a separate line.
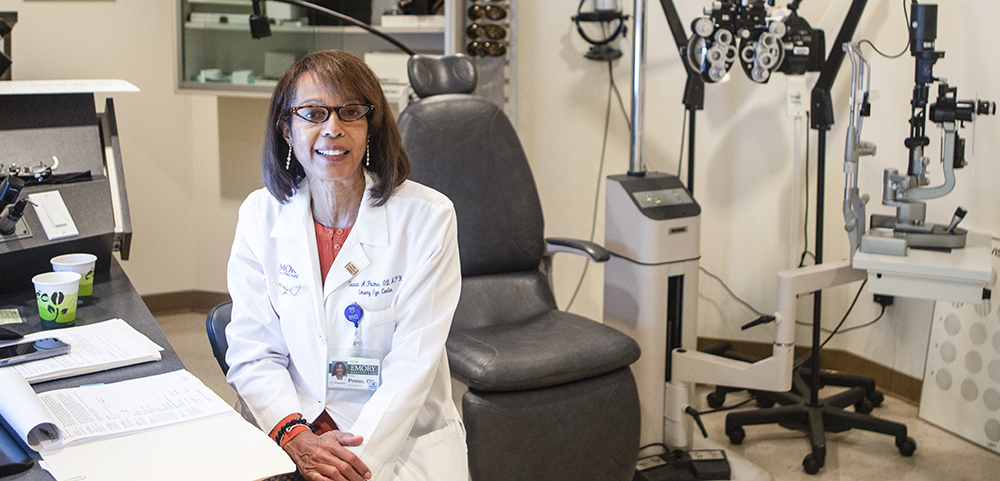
[156, 310, 1000, 480]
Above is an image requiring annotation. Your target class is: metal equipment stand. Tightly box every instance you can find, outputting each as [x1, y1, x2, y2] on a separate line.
[716, 0, 917, 474]
[630, 0, 918, 476]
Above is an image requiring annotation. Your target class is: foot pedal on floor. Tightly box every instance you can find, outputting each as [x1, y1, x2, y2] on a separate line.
[633, 449, 731, 481]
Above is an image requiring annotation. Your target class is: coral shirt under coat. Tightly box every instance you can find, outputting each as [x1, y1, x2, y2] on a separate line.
[225, 173, 467, 480]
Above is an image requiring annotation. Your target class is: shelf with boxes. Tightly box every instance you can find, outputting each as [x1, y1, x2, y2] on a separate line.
[178, 0, 453, 96]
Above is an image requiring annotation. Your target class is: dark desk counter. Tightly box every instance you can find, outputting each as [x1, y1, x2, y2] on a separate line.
[0, 258, 186, 480]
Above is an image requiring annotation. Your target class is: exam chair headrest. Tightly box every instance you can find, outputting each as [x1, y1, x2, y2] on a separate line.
[407, 55, 477, 99]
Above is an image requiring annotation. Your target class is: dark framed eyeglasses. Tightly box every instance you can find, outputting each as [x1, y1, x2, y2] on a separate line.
[288, 104, 373, 124]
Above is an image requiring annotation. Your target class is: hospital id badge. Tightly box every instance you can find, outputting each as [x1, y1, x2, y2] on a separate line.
[328, 348, 382, 391]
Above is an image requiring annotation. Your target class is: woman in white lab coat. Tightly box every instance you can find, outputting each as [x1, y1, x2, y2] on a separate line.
[225, 50, 468, 481]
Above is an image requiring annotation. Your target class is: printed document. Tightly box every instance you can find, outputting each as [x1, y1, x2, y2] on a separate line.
[0, 369, 295, 480]
[0, 318, 162, 383]
[0, 369, 229, 451]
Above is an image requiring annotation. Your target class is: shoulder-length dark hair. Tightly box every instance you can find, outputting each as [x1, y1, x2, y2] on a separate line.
[262, 50, 409, 206]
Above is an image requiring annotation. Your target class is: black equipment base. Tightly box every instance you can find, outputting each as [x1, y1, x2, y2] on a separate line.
[713, 360, 916, 474]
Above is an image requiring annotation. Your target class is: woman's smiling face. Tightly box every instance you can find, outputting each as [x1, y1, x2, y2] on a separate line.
[282, 73, 369, 184]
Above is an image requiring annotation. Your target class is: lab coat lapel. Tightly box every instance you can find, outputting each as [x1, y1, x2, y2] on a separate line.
[323, 175, 389, 299]
[270, 182, 326, 346]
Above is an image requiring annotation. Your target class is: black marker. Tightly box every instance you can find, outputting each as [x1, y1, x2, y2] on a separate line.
[947, 207, 967, 233]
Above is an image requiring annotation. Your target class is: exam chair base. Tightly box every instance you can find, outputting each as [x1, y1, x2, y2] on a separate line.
[722, 367, 916, 475]
[461, 367, 641, 481]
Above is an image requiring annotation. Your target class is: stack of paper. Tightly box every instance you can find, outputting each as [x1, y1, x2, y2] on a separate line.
[0, 369, 294, 480]
[0, 318, 163, 383]
[0, 369, 232, 451]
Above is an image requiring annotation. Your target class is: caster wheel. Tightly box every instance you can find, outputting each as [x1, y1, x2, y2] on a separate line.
[707, 391, 725, 409]
[897, 437, 917, 456]
[727, 427, 746, 445]
[855, 398, 874, 414]
[869, 390, 885, 407]
[802, 455, 821, 475]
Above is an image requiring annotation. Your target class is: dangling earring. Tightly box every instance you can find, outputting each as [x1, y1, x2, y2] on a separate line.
[365, 139, 371, 168]
[286, 145, 293, 170]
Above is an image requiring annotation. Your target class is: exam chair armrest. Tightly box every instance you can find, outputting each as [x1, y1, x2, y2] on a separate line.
[544, 237, 610, 262]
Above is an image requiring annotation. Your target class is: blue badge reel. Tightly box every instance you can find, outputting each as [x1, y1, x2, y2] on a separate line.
[328, 304, 382, 391]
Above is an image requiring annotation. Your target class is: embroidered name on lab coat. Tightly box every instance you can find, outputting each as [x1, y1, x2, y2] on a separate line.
[349, 275, 403, 298]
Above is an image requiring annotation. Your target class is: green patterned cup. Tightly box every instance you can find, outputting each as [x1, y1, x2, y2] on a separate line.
[51, 253, 97, 297]
[33, 271, 81, 329]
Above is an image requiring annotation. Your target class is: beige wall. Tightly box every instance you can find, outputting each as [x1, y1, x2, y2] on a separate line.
[5, 0, 998, 379]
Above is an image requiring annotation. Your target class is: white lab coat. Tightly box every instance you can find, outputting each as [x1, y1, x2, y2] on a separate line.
[225, 174, 468, 480]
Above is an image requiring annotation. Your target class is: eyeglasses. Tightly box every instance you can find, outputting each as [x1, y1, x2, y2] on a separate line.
[289, 104, 373, 124]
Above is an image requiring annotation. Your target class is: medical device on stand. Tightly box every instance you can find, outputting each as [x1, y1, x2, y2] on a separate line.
[847, 2, 993, 304]
[602, 1, 825, 479]
[854, 3, 994, 257]
[601, 0, 991, 478]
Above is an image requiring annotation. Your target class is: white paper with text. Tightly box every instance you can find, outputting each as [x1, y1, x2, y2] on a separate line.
[0, 369, 231, 451]
[0, 318, 163, 383]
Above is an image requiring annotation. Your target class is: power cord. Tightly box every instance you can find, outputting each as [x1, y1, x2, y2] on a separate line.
[697, 394, 756, 415]
[565, 59, 618, 311]
[835, 305, 887, 335]
[699, 266, 766, 317]
[816, 279, 868, 350]
[637, 442, 671, 456]
[701, 264, 886, 345]
[611, 70, 631, 128]
[859, 0, 912, 59]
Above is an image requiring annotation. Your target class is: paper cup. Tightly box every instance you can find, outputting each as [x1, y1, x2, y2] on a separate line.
[51, 253, 97, 297]
[33, 271, 81, 329]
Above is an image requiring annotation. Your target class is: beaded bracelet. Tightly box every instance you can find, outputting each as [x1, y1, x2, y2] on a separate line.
[274, 417, 312, 446]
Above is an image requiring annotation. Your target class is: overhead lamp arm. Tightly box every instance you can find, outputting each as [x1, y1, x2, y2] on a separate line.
[250, 0, 416, 56]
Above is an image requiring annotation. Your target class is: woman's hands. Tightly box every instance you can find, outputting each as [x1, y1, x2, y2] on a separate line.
[283, 430, 372, 481]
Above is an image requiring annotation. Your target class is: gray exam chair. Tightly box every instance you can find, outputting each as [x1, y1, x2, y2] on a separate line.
[398, 55, 642, 481]
[206, 299, 258, 427]
[206, 300, 232, 376]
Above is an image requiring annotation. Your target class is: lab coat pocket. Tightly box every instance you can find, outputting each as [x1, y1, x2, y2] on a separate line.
[395, 420, 468, 481]
[361, 305, 396, 359]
